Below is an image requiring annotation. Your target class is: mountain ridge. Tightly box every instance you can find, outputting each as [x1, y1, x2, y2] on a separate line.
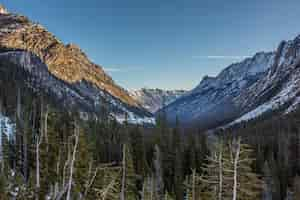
[163, 34, 300, 129]
[0, 7, 139, 108]
[0, 5, 153, 124]
[130, 88, 186, 113]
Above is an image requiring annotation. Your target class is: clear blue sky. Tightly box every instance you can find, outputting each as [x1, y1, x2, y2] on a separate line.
[2, 0, 300, 90]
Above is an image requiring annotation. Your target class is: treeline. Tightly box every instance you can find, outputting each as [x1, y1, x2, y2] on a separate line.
[0, 58, 300, 199]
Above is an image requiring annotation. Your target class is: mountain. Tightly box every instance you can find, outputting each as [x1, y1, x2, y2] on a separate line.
[0, 5, 153, 124]
[130, 88, 186, 113]
[163, 34, 300, 129]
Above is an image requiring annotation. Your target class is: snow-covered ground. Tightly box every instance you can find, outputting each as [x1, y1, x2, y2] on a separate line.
[0, 113, 15, 138]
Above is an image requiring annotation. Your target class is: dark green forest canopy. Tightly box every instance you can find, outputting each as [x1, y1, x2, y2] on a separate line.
[0, 58, 300, 199]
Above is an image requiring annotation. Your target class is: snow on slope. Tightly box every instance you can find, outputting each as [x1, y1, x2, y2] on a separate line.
[0, 113, 15, 164]
[0, 6, 154, 125]
[229, 36, 300, 125]
[164, 34, 300, 129]
[0, 51, 154, 125]
[231, 74, 300, 125]
[130, 88, 186, 113]
[163, 52, 275, 127]
[0, 114, 15, 137]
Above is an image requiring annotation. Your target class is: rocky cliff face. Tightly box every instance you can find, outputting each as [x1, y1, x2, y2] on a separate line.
[130, 88, 186, 113]
[0, 7, 138, 107]
[0, 5, 8, 14]
[0, 6, 153, 124]
[163, 34, 300, 129]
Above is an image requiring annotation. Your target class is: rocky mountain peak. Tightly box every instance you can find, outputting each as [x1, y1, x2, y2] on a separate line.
[130, 88, 186, 113]
[0, 5, 153, 124]
[0, 9, 140, 108]
[0, 4, 8, 15]
[163, 33, 300, 129]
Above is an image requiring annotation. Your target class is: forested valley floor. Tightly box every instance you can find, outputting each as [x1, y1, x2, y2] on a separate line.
[1, 59, 300, 199]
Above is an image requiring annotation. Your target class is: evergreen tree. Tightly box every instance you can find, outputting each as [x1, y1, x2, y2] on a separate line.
[292, 175, 300, 199]
[130, 126, 149, 177]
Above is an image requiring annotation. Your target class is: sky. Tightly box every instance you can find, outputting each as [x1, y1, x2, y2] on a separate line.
[2, 0, 300, 90]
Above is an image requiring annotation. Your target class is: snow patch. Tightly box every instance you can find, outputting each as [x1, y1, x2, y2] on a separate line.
[230, 78, 299, 125]
[113, 112, 155, 125]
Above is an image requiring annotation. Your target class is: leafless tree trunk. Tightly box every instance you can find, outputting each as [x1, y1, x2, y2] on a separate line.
[191, 169, 196, 200]
[232, 138, 241, 200]
[120, 144, 126, 200]
[23, 118, 28, 182]
[150, 176, 154, 200]
[36, 133, 42, 200]
[17, 87, 21, 120]
[44, 105, 49, 152]
[66, 123, 79, 200]
[141, 179, 146, 200]
[83, 161, 99, 199]
[63, 141, 72, 189]
[54, 184, 69, 200]
[218, 142, 223, 200]
[53, 148, 70, 200]
[36, 98, 46, 200]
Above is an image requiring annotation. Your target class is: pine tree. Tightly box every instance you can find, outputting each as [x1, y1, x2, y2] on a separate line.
[130, 126, 149, 177]
[153, 144, 164, 200]
[172, 118, 184, 199]
[0, 174, 9, 200]
[292, 175, 300, 199]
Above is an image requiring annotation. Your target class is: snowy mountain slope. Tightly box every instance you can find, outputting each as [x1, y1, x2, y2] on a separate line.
[163, 34, 300, 129]
[130, 88, 186, 113]
[0, 5, 153, 124]
[0, 50, 153, 124]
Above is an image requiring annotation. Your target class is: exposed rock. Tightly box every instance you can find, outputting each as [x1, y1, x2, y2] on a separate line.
[163, 34, 300, 129]
[130, 88, 186, 113]
[0, 5, 153, 124]
[0, 5, 8, 15]
[0, 9, 138, 108]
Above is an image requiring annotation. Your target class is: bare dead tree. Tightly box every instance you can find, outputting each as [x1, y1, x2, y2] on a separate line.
[66, 123, 79, 200]
[120, 144, 126, 200]
[218, 141, 223, 200]
[83, 161, 99, 199]
[232, 137, 241, 200]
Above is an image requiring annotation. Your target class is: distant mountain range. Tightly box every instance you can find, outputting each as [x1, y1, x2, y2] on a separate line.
[0, 5, 153, 124]
[130, 88, 186, 113]
[2, 4, 300, 129]
[163, 35, 300, 129]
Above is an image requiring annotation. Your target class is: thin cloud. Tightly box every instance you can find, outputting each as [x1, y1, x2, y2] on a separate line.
[104, 67, 143, 73]
[193, 55, 250, 60]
